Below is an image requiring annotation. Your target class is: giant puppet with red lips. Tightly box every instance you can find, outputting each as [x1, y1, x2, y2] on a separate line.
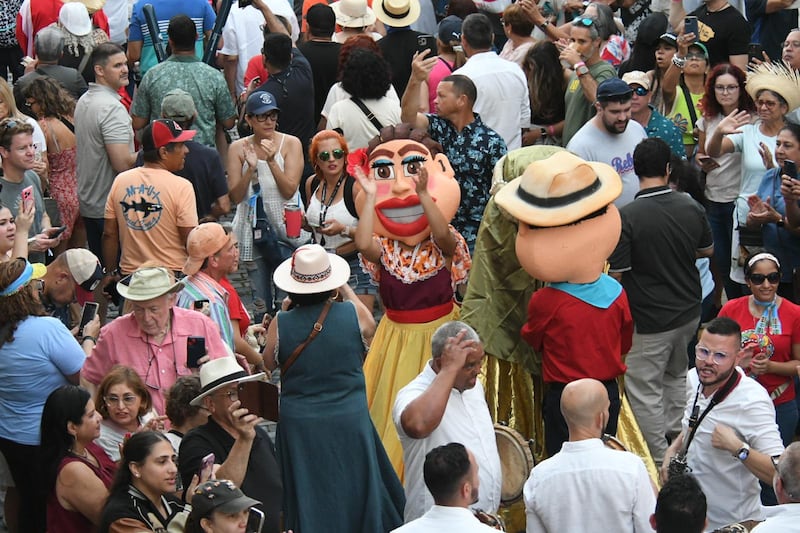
[351, 124, 471, 475]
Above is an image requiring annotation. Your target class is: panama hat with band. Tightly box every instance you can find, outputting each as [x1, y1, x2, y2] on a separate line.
[746, 62, 800, 112]
[190, 357, 266, 406]
[273, 244, 350, 295]
[373, 0, 420, 27]
[331, 0, 377, 28]
[116, 267, 183, 302]
[494, 151, 623, 227]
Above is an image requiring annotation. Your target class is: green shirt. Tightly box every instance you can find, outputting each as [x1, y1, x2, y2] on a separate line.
[562, 60, 617, 146]
[131, 55, 236, 147]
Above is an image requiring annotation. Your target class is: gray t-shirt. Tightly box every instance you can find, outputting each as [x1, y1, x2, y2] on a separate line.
[567, 119, 648, 208]
[75, 83, 134, 218]
[0, 170, 46, 263]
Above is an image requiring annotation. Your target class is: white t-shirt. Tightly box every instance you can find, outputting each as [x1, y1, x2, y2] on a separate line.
[698, 114, 745, 203]
[453, 51, 531, 150]
[393, 362, 501, 523]
[321, 82, 400, 120]
[327, 96, 402, 149]
[566, 120, 649, 208]
[684, 367, 784, 531]
[392, 506, 499, 533]
[220, 2, 300, 95]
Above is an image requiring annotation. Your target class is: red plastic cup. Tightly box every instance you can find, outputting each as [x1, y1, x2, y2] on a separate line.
[284, 204, 302, 238]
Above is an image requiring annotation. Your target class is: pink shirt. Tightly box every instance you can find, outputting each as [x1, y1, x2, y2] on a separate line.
[82, 307, 229, 415]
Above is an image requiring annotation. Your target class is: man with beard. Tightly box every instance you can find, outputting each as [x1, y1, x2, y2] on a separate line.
[392, 443, 498, 532]
[523, 378, 656, 532]
[567, 78, 647, 208]
[663, 317, 784, 531]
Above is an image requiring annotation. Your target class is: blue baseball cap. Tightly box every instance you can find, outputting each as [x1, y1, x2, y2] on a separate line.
[246, 91, 280, 115]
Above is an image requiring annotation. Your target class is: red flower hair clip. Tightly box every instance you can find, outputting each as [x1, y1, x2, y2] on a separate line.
[347, 148, 369, 177]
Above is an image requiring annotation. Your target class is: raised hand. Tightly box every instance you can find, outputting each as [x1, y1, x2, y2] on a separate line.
[718, 109, 750, 136]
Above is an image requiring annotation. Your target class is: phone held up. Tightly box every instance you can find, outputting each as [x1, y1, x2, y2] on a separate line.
[784, 160, 798, 180]
[186, 336, 206, 369]
[684, 16, 698, 41]
[78, 302, 99, 337]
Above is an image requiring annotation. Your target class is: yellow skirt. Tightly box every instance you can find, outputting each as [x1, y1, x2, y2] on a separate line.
[364, 307, 460, 480]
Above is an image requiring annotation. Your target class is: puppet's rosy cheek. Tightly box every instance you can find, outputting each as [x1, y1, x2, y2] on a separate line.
[376, 182, 392, 196]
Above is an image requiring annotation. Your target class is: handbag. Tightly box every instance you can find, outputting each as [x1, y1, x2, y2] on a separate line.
[251, 182, 278, 247]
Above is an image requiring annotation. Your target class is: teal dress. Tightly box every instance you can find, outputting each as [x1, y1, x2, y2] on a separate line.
[276, 301, 405, 532]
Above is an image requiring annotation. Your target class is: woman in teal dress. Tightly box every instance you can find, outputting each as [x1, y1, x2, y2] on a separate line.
[263, 244, 404, 532]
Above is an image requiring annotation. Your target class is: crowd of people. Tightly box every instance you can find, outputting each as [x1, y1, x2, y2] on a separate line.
[4, 0, 800, 531]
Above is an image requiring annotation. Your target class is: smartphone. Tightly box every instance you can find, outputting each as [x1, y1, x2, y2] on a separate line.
[193, 299, 209, 311]
[104, 279, 121, 307]
[416, 34, 438, 56]
[78, 302, 99, 337]
[21, 185, 33, 210]
[49, 226, 67, 239]
[748, 42, 764, 62]
[785, 160, 798, 179]
[246, 507, 265, 533]
[186, 336, 206, 368]
[199, 452, 215, 479]
[684, 16, 698, 41]
[238, 0, 253, 8]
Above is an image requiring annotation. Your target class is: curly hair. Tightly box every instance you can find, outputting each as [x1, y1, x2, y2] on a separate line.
[341, 48, 391, 100]
[501, 3, 534, 37]
[523, 41, 567, 124]
[165, 375, 203, 428]
[24, 77, 76, 118]
[95, 365, 153, 420]
[699, 63, 754, 119]
[366, 123, 443, 158]
[337, 34, 382, 79]
[309, 129, 349, 177]
[0, 258, 46, 348]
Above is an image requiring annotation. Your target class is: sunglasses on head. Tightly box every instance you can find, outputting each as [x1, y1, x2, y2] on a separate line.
[748, 272, 781, 284]
[575, 17, 595, 27]
[318, 149, 345, 161]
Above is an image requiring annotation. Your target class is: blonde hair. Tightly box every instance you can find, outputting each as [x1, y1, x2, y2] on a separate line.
[0, 78, 25, 120]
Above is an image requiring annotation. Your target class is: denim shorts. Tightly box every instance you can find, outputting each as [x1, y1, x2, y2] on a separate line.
[346, 254, 378, 296]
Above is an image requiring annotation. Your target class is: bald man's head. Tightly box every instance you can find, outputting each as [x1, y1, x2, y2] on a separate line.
[561, 379, 610, 437]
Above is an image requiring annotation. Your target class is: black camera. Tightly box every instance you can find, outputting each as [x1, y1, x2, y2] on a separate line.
[667, 453, 692, 478]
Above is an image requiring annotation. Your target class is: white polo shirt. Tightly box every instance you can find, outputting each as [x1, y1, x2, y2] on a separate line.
[684, 367, 784, 531]
[453, 51, 531, 150]
[393, 362, 501, 523]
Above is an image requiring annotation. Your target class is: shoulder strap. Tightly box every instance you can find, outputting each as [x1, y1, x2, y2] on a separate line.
[280, 300, 332, 377]
[679, 79, 698, 132]
[350, 96, 384, 131]
[343, 175, 358, 219]
[59, 115, 75, 133]
[438, 56, 455, 72]
[683, 369, 741, 455]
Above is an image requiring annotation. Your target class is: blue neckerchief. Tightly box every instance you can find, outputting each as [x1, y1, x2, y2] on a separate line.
[549, 274, 622, 309]
[753, 296, 782, 335]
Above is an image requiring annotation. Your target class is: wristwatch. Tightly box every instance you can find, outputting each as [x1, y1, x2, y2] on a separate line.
[576, 64, 590, 77]
[736, 442, 751, 462]
[777, 215, 786, 227]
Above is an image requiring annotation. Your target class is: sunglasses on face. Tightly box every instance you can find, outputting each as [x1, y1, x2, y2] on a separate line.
[318, 149, 345, 161]
[631, 86, 649, 96]
[686, 52, 706, 61]
[748, 272, 781, 285]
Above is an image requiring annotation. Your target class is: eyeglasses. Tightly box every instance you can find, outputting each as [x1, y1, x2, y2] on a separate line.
[318, 149, 345, 161]
[216, 384, 245, 402]
[714, 84, 739, 93]
[748, 272, 781, 285]
[104, 394, 139, 406]
[756, 100, 779, 109]
[251, 111, 279, 122]
[631, 86, 649, 96]
[695, 345, 731, 365]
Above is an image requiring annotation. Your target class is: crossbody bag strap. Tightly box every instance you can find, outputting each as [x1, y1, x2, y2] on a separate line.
[350, 96, 384, 131]
[679, 79, 698, 134]
[280, 300, 332, 377]
[682, 369, 742, 455]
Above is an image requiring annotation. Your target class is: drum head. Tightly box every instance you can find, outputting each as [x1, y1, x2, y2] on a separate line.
[494, 424, 534, 505]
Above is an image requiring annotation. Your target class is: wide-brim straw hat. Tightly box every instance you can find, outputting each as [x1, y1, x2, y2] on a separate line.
[190, 357, 266, 406]
[331, 0, 377, 28]
[494, 151, 622, 227]
[273, 244, 350, 295]
[746, 62, 800, 112]
[116, 267, 183, 302]
[373, 0, 420, 27]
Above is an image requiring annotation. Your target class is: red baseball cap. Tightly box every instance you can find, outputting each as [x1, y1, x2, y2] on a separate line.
[141, 119, 196, 151]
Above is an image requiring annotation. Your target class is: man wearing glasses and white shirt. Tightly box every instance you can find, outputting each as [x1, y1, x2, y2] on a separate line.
[662, 317, 784, 531]
[81, 265, 228, 416]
